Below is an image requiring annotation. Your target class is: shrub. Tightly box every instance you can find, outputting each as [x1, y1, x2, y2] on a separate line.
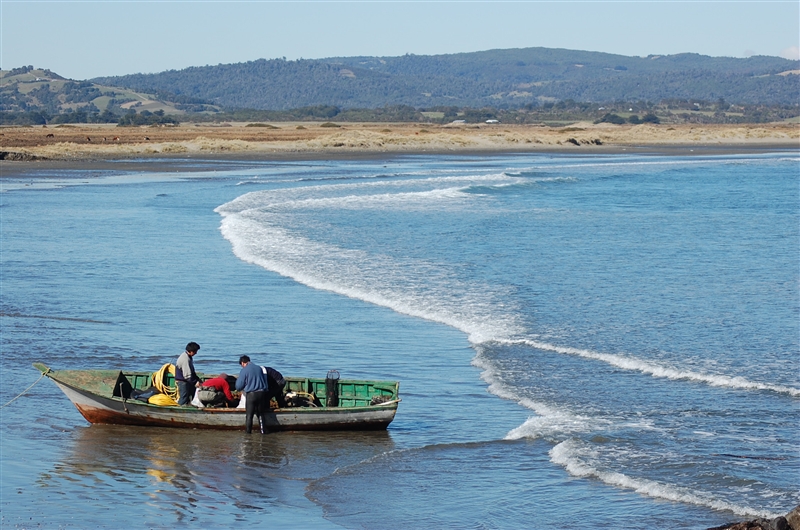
[117, 110, 178, 127]
[595, 113, 626, 125]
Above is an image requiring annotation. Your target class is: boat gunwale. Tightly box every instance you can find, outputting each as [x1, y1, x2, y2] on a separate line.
[34, 362, 401, 416]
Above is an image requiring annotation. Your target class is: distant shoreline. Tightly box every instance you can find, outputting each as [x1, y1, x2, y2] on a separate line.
[1, 122, 797, 177]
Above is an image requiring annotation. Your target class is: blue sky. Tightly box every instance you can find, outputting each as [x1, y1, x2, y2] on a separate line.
[2, 1, 798, 80]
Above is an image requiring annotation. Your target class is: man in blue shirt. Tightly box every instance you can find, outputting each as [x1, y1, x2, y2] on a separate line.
[235, 355, 269, 434]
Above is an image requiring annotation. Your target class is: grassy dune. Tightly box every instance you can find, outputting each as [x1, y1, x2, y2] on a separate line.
[2, 122, 798, 161]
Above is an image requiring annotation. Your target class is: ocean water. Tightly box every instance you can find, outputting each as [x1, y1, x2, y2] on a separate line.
[1, 151, 797, 528]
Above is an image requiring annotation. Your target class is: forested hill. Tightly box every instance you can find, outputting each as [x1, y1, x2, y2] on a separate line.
[93, 47, 799, 110]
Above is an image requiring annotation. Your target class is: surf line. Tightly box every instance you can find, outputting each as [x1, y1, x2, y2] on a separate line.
[0, 312, 112, 324]
[549, 439, 783, 520]
[498, 338, 800, 398]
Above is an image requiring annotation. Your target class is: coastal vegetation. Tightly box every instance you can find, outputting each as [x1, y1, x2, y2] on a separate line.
[116, 110, 179, 127]
[2, 98, 797, 128]
[244, 122, 279, 128]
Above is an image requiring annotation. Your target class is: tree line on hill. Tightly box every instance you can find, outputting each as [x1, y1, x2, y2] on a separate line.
[1, 99, 798, 127]
[2, 48, 798, 126]
[174, 99, 795, 125]
[90, 49, 799, 109]
[0, 108, 178, 126]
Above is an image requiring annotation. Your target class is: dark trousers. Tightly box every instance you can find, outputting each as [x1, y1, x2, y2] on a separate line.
[245, 390, 266, 434]
[177, 381, 193, 406]
[265, 383, 287, 409]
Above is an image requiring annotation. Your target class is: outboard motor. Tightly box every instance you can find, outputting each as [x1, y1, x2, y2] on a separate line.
[326, 370, 340, 407]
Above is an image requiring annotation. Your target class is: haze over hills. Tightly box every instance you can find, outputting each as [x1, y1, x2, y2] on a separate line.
[89, 47, 799, 109]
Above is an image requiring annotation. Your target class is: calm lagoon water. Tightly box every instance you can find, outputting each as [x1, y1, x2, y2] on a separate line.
[1, 152, 798, 528]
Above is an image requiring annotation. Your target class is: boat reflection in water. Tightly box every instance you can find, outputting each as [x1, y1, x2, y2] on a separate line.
[41, 425, 396, 525]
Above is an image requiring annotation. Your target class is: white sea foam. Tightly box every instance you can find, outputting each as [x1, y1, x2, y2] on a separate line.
[218, 172, 520, 211]
[476, 347, 790, 519]
[549, 439, 782, 519]
[503, 408, 601, 441]
[218, 166, 800, 401]
[500, 338, 800, 398]
[218, 171, 800, 399]
[472, 352, 607, 441]
[217, 216, 522, 344]
[216, 159, 796, 520]
[215, 172, 531, 344]
[263, 187, 471, 212]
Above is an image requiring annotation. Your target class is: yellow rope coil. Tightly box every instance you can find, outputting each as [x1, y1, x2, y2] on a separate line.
[151, 363, 178, 402]
[148, 393, 178, 406]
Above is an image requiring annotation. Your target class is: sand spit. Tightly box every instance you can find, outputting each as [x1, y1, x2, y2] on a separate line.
[1, 122, 798, 161]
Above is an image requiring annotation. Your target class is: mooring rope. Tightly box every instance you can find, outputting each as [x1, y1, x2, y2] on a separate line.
[1, 370, 47, 409]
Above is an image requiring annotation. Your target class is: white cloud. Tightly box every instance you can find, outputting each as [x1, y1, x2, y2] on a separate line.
[779, 46, 800, 60]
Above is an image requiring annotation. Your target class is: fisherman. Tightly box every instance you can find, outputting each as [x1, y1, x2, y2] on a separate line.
[262, 366, 287, 409]
[175, 342, 201, 406]
[236, 355, 269, 434]
[200, 373, 236, 407]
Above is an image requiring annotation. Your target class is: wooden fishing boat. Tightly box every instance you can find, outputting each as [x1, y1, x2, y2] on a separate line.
[33, 363, 400, 431]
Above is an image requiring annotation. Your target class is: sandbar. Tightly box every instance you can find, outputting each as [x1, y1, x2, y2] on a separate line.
[1, 122, 797, 177]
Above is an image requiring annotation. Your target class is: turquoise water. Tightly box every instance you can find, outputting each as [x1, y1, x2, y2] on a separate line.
[1, 152, 798, 528]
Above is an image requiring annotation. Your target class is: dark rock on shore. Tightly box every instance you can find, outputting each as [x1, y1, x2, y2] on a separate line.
[0, 151, 46, 161]
[707, 505, 800, 530]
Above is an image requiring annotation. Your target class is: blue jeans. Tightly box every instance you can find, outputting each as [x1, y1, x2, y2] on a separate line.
[177, 381, 193, 406]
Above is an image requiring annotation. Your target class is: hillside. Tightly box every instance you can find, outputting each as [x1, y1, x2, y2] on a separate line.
[90, 48, 800, 109]
[0, 66, 219, 124]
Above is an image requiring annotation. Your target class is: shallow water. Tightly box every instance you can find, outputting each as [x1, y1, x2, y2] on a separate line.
[1, 152, 798, 528]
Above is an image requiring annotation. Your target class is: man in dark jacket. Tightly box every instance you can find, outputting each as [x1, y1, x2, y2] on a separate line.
[263, 366, 287, 408]
[235, 355, 269, 434]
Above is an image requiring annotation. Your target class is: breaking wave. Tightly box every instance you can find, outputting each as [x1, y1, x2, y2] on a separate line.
[502, 338, 800, 398]
[549, 439, 782, 519]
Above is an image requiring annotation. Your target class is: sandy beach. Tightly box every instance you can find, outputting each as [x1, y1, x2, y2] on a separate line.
[2, 122, 798, 165]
